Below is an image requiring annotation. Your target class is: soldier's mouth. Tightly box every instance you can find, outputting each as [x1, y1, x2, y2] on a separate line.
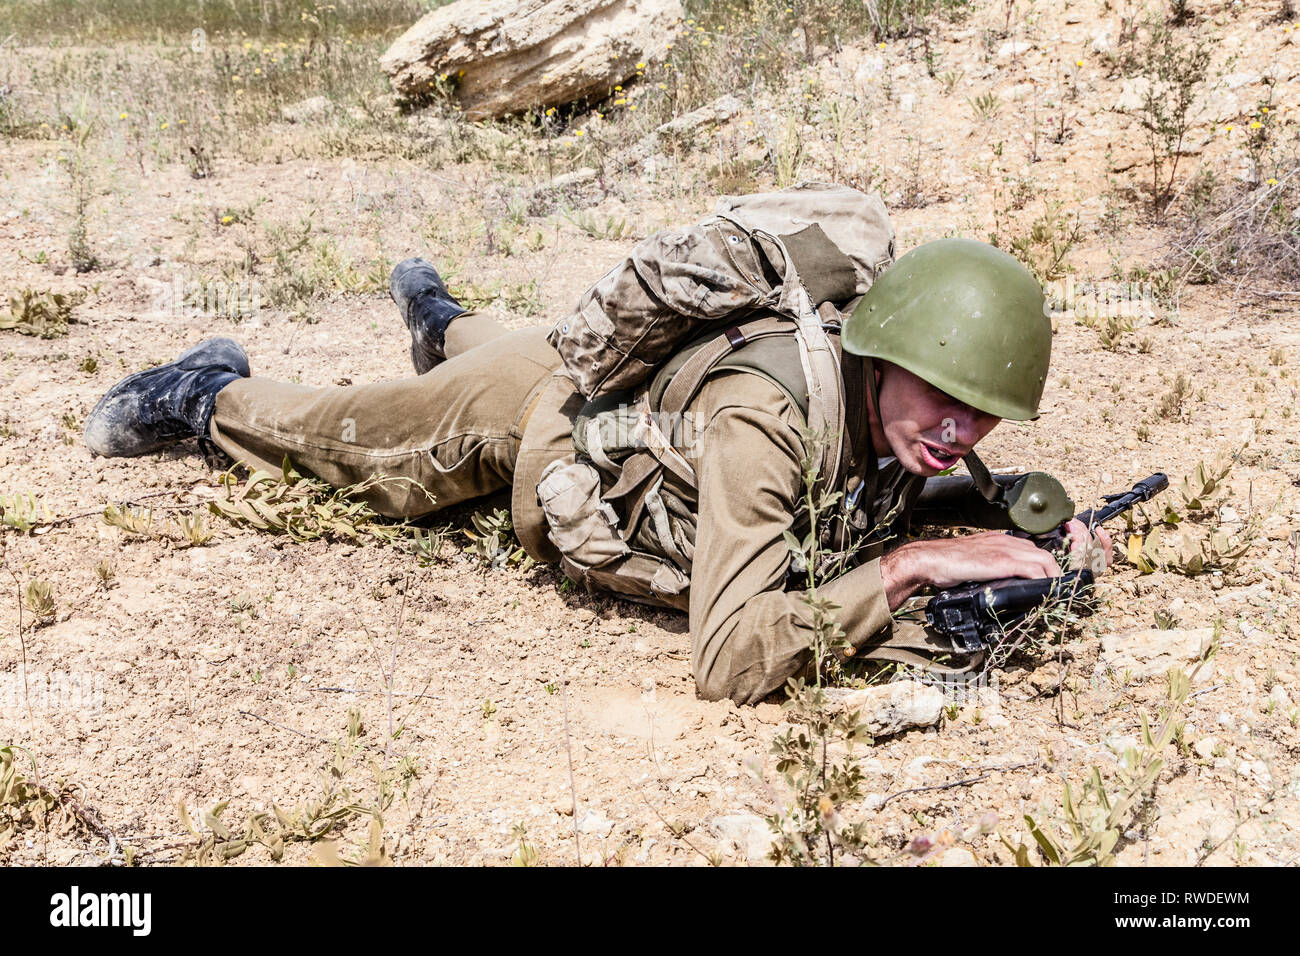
[918, 442, 961, 471]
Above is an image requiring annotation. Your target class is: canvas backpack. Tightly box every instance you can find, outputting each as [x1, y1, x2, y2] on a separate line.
[537, 183, 897, 609]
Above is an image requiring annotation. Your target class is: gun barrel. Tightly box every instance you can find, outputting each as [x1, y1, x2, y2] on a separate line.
[1075, 473, 1168, 527]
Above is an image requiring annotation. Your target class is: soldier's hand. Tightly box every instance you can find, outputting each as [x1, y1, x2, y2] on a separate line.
[1063, 518, 1113, 575]
[881, 532, 1063, 609]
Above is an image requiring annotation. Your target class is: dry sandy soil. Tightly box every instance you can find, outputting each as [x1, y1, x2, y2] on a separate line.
[1, 0, 1299, 865]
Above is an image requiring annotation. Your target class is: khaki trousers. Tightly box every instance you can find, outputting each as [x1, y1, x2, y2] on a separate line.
[208, 317, 564, 520]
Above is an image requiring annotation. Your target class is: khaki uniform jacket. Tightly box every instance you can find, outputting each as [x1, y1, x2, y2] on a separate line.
[514, 359, 916, 705]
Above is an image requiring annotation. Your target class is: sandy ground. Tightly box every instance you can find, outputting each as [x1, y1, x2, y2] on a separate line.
[1, 1, 1299, 865]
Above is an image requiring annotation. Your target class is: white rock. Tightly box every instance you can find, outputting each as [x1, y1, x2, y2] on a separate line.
[825, 680, 944, 736]
[997, 40, 1031, 58]
[1270, 684, 1293, 709]
[1213, 583, 1268, 606]
[708, 812, 775, 861]
[1098, 627, 1216, 681]
[1090, 31, 1111, 54]
[577, 808, 613, 837]
[381, 0, 684, 119]
[1193, 735, 1220, 759]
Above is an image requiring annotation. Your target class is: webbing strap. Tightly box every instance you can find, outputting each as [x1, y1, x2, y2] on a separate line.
[633, 393, 697, 488]
[658, 316, 792, 416]
[602, 452, 660, 532]
[643, 476, 691, 572]
[656, 313, 844, 496]
[962, 449, 1005, 504]
[792, 289, 844, 492]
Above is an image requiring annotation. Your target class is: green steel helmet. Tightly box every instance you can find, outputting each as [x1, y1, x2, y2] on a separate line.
[842, 238, 1051, 421]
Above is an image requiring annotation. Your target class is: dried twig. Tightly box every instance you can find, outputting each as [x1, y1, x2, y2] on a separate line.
[879, 761, 1038, 809]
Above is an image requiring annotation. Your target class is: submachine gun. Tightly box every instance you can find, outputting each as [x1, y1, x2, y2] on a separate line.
[915, 472, 1170, 652]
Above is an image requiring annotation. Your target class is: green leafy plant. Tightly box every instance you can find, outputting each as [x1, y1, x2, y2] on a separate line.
[1009, 202, 1083, 282]
[967, 90, 1001, 122]
[464, 507, 534, 570]
[208, 457, 432, 545]
[0, 493, 54, 533]
[1156, 371, 1191, 421]
[23, 580, 55, 620]
[510, 823, 540, 866]
[1, 745, 108, 861]
[1097, 313, 1134, 351]
[177, 709, 417, 866]
[765, 428, 875, 866]
[0, 290, 85, 339]
[1126, 452, 1258, 575]
[1006, 639, 1215, 866]
[1128, 18, 1211, 211]
[564, 208, 636, 241]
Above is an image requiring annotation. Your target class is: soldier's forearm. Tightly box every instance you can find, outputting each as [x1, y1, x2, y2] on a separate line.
[880, 543, 928, 610]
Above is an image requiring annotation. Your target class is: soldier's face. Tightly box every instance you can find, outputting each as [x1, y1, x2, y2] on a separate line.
[873, 362, 1002, 476]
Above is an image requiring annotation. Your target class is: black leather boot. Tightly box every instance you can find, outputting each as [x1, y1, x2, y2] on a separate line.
[84, 337, 250, 458]
[388, 257, 466, 374]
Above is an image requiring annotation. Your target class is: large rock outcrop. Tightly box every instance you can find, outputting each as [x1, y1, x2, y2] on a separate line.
[381, 0, 683, 120]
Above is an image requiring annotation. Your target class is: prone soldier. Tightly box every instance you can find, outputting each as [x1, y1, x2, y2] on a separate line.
[84, 186, 1113, 703]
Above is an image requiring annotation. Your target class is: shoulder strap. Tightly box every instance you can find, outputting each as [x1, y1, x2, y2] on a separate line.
[656, 313, 844, 494]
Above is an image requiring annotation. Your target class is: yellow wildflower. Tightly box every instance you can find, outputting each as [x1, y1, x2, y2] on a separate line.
[221, 215, 233, 224]
[636, 61, 646, 69]
[1267, 178, 1278, 185]
[1250, 120, 1263, 128]
[160, 121, 169, 129]
[119, 112, 128, 119]
[576, 129, 585, 137]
